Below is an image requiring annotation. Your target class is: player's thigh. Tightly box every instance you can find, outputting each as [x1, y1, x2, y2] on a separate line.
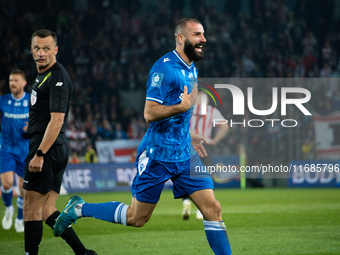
[15, 153, 26, 178]
[172, 154, 214, 199]
[0, 152, 25, 190]
[132, 151, 169, 204]
[127, 196, 157, 226]
[0, 151, 16, 178]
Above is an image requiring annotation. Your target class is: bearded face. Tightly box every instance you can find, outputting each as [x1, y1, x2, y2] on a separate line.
[184, 39, 204, 62]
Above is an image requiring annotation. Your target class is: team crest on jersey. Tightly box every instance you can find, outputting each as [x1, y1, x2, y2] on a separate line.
[181, 70, 185, 77]
[151, 73, 163, 88]
[31, 90, 37, 105]
[23, 100, 28, 107]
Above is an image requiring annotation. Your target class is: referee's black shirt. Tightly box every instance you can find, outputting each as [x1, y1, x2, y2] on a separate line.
[27, 62, 73, 137]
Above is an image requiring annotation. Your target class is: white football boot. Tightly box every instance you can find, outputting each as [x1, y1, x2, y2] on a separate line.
[15, 218, 24, 233]
[196, 209, 204, 220]
[2, 205, 14, 230]
[182, 199, 191, 220]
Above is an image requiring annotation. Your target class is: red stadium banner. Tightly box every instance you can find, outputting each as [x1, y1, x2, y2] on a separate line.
[96, 139, 142, 163]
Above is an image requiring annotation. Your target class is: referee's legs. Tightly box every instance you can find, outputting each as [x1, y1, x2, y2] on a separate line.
[24, 190, 95, 255]
[23, 189, 48, 254]
[43, 191, 93, 255]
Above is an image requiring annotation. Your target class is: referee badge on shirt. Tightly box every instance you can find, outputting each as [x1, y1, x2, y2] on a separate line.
[151, 73, 163, 88]
[31, 90, 37, 105]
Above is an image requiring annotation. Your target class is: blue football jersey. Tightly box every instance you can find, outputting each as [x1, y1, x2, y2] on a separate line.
[138, 50, 198, 162]
[0, 93, 30, 155]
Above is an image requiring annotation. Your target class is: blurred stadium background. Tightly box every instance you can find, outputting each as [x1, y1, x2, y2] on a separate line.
[0, 0, 339, 188]
[0, 0, 340, 254]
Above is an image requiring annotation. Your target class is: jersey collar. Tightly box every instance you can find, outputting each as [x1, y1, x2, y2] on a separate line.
[11, 92, 26, 101]
[173, 50, 193, 70]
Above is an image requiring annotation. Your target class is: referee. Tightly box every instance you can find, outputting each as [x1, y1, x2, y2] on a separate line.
[23, 29, 96, 255]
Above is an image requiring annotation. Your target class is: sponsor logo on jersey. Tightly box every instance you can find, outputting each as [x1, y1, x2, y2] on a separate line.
[181, 70, 185, 77]
[4, 112, 29, 119]
[163, 57, 171, 62]
[55, 82, 63, 86]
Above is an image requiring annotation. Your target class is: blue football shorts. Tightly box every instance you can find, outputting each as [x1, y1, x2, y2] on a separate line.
[131, 150, 214, 204]
[0, 150, 25, 178]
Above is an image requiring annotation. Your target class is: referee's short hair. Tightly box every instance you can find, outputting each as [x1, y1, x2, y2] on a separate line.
[9, 69, 26, 80]
[174, 18, 201, 37]
[31, 29, 57, 45]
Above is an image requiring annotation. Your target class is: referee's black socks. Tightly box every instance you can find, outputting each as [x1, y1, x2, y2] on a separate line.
[46, 210, 87, 255]
[25, 220, 43, 255]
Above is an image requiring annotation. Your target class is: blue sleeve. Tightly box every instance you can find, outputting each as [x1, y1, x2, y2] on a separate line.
[146, 65, 174, 104]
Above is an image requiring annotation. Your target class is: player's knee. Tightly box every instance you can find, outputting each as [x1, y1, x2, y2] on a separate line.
[213, 200, 222, 216]
[207, 199, 221, 212]
[202, 199, 222, 221]
[42, 207, 54, 222]
[1, 182, 12, 190]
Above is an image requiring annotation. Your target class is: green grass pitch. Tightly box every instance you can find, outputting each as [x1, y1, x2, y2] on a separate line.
[0, 188, 339, 254]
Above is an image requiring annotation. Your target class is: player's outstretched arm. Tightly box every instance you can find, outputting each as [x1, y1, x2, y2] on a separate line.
[144, 86, 197, 123]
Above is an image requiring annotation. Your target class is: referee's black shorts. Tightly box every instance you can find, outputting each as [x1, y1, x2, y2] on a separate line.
[23, 134, 68, 194]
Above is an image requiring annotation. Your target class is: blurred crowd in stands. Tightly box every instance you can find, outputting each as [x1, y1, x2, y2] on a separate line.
[0, 0, 339, 163]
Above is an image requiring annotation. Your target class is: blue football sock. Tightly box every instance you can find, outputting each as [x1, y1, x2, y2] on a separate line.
[17, 196, 24, 220]
[204, 220, 232, 255]
[82, 202, 129, 226]
[1, 186, 13, 207]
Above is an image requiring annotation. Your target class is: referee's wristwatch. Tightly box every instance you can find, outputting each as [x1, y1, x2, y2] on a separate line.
[36, 150, 46, 158]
